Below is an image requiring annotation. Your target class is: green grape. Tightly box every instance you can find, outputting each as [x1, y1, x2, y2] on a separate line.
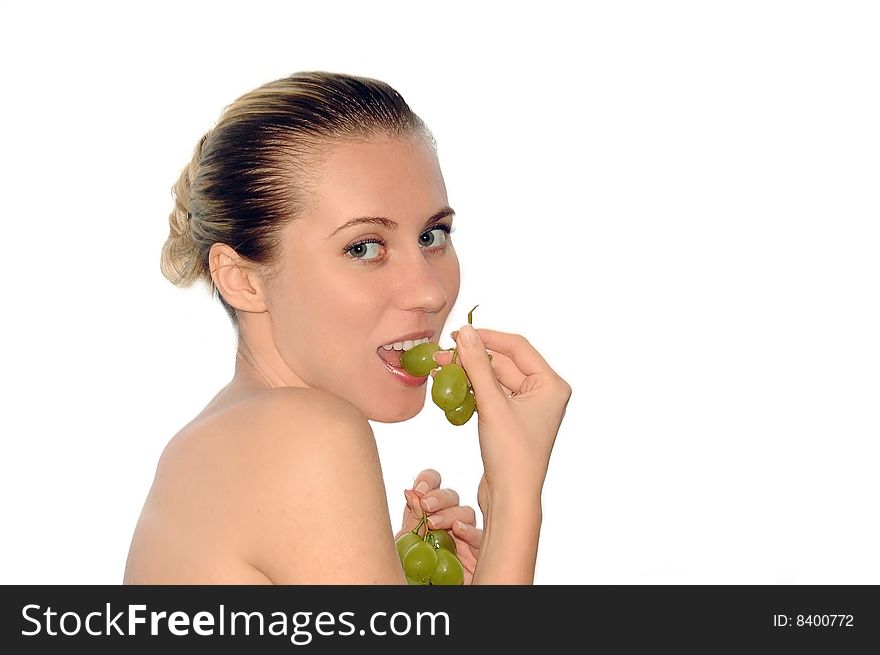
[395, 532, 422, 561]
[400, 342, 441, 377]
[426, 529, 456, 553]
[402, 541, 439, 583]
[431, 363, 469, 411]
[429, 549, 465, 586]
[444, 390, 475, 426]
[407, 576, 428, 585]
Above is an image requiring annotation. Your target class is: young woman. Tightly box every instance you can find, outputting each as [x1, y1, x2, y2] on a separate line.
[123, 71, 571, 584]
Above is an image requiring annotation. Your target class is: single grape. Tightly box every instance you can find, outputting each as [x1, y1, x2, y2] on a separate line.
[400, 342, 441, 377]
[395, 532, 422, 562]
[431, 363, 469, 411]
[429, 549, 465, 586]
[444, 390, 475, 426]
[402, 541, 439, 583]
[426, 529, 457, 553]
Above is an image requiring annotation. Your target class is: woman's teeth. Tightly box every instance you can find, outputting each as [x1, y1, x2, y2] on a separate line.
[381, 337, 431, 351]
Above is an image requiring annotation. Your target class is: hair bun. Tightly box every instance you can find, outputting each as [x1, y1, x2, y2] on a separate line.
[160, 149, 203, 286]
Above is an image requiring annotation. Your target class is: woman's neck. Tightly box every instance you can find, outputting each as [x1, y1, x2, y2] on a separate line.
[233, 311, 309, 390]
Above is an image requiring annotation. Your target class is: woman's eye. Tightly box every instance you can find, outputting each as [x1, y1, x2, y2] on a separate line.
[346, 227, 451, 264]
[420, 227, 450, 249]
[347, 240, 383, 260]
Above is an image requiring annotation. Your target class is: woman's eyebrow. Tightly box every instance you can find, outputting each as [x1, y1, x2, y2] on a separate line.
[327, 216, 397, 238]
[325, 206, 455, 239]
[425, 206, 456, 224]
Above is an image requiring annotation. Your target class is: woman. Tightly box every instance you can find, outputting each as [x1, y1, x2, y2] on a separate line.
[123, 71, 571, 584]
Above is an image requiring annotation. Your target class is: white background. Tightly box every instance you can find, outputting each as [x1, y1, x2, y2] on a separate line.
[1, 1, 878, 584]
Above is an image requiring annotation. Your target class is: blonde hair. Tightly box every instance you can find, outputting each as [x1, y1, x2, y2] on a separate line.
[160, 71, 429, 323]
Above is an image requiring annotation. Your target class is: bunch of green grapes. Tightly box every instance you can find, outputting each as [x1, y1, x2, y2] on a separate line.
[400, 305, 480, 426]
[395, 513, 464, 585]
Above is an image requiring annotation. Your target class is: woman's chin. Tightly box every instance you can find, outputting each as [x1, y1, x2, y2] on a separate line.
[367, 398, 426, 423]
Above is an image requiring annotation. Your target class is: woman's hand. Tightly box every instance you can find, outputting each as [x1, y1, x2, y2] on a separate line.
[435, 326, 572, 511]
[395, 469, 482, 584]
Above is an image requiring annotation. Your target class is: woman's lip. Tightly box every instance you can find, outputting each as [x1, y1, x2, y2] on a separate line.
[379, 356, 428, 387]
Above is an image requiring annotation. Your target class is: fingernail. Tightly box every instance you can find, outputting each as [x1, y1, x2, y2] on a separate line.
[460, 324, 476, 346]
[432, 352, 442, 363]
[427, 514, 442, 528]
[415, 481, 430, 494]
[422, 496, 438, 510]
[454, 520, 468, 532]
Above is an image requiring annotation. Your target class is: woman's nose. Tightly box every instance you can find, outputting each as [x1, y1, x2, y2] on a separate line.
[394, 250, 449, 313]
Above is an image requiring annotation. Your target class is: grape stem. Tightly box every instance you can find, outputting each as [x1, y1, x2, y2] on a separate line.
[445, 307, 479, 366]
[411, 513, 428, 538]
[453, 305, 480, 365]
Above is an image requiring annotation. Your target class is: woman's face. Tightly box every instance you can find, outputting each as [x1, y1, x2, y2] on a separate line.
[265, 135, 460, 422]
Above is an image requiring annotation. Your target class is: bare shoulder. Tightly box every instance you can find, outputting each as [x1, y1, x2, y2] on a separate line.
[239, 386, 373, 444]
[210, 387, 382, 488]
[206, 386, 384, 500]
[161, 387, 374, 476]
[222, 387, 402, 583]
[126, 387, 402, 584]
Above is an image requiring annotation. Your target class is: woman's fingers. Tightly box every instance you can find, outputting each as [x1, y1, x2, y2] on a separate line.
[451, 519, 483, 550]
[411, 469, 441, 495]
[401, 490, 423, 528]
[425, 505, 477, 531]
[402, 471, 446, 530]
[453, 328, 554, 377]
[452, 325, 506, 406]
[485, 349, 527, 396]
[401, 488, 477, 539]
[431, 349, 453, 367]
[419, 488, 460, 513]
[438, 342, 525, 395]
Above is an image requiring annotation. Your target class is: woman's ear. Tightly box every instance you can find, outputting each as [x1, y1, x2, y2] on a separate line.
[208, 243, 269, 313]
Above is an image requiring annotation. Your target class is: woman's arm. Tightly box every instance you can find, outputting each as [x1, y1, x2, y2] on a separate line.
[472, 493, 542, 584]
[437, 326, 572, 584]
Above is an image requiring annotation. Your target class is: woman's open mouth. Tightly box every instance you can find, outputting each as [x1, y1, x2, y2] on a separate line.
[376, 337, 432, 387]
